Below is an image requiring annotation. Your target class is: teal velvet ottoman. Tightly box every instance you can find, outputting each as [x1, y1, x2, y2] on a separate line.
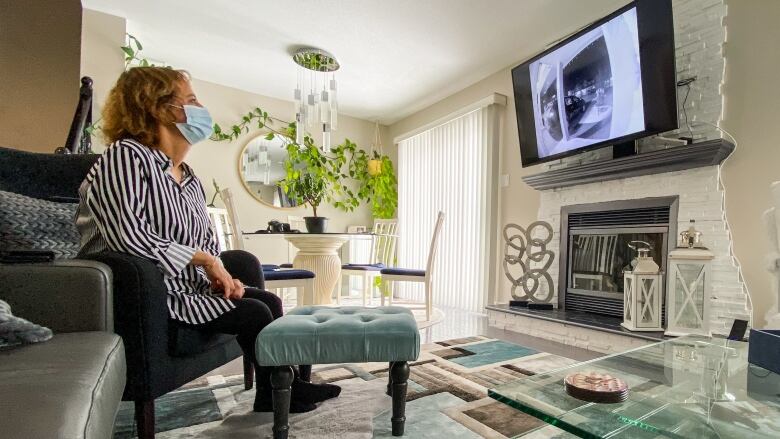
[256, 306, 420, 439]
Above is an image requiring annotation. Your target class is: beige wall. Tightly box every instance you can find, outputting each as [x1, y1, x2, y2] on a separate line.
[80, 9, 387, 265]
[721, 0, 780, 328]
[388, 68, 540, 304]
[0, 0, 82, 152]
[389, 2, 780, 324]
[80, 8, 125, 147]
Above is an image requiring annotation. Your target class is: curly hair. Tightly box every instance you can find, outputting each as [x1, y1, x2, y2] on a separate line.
[101, 67, 190, 147]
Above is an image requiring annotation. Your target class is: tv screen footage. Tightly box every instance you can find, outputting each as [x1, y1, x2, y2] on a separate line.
[512, 0, 677, 167]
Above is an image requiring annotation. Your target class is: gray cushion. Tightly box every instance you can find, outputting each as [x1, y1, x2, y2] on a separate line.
[380, 267, 426, 277]
[263, 269, 315, 280]
[342, 263, 386, 271]
[0, 146, 98, 201]
[0, 190, 80, 259]
[0, 332, 126, 439]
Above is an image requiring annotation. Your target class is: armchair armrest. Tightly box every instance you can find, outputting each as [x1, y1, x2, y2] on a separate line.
[0, 259, 113, 333]
[220, 249, 266, 289]
[81, 251, 171, 400]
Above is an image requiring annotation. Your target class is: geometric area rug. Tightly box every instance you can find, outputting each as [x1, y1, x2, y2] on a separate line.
[113, 336, 578, 438]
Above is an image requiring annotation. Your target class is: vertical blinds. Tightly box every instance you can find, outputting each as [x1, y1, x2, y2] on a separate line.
[397, 107, 492, 313]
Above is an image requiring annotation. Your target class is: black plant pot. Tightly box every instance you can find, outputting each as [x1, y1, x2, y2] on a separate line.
[304, 216, 328, 233]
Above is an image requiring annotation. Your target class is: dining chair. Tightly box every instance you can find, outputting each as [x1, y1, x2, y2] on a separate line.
[216, 189, 314, 306]
[219, 188, 244, 251]
[380, 211, 445, 321]
[337, 219, 398, 305]
[206, 207, 233, 252]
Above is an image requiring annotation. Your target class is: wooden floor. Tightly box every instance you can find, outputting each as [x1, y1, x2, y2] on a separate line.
[206, 304, 602, 379]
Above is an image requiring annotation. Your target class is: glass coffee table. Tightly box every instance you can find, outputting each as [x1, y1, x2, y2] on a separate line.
[489, 336, 780, 438]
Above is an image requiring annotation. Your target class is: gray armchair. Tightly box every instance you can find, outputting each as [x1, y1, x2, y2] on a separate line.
[0, 260, 127, 439]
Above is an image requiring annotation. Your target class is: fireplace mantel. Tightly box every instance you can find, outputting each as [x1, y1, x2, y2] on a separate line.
[522, 139, 734, 191]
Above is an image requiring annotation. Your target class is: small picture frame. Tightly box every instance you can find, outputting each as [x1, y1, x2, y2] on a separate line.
[348, 225, 368, 233]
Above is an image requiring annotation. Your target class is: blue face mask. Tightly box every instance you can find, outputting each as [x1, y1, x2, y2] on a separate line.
[171, 104, 213, 145]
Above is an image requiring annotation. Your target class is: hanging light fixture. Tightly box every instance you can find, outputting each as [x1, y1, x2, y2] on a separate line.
[368, 121, 383, 176]
[292, 47, 339, 150]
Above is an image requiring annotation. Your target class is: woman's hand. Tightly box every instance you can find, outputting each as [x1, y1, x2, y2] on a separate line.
[203, 257, 239, 299]
[192, 251, 245, 299]
[230, 279, 245, 299]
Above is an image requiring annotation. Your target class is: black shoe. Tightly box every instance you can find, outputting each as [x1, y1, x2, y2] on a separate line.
[253, 390, 317, 413]
[292, 378, 342, 404]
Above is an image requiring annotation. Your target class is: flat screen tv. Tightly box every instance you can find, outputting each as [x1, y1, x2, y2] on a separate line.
[512, 0, 677, 167]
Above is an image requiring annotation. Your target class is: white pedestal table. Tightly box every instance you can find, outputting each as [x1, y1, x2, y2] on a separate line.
[283, 233, 351, 305]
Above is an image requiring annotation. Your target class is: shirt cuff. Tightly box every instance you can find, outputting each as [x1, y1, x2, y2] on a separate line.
[157, 242, 197, 277]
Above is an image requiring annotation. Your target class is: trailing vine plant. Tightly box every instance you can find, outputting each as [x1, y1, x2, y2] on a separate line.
[121, 34, 153, 68]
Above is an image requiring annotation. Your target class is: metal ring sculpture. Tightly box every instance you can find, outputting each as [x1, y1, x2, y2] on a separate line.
[503, 221, 555, 303]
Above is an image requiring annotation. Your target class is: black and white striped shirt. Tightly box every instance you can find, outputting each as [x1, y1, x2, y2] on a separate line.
[76, 139, 235, 324]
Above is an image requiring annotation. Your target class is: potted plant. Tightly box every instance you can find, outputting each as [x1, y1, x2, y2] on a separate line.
[283, 171, 328, 233]
[272, 124, 399, 222]
[367, 121, 384, 177]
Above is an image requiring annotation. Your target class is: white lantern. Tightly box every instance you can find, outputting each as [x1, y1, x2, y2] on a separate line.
[622, 242, 664, 332]
[665, 247, 714, 337]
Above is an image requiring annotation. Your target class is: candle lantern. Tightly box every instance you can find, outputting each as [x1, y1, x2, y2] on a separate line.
[622, 241, 664, 332]
[665, 220, 714, 337]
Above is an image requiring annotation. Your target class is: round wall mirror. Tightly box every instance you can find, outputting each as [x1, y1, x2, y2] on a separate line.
[238, 132, 298, 209]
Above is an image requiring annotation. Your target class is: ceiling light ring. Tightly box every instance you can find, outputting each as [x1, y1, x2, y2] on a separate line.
[293, 47, 340, 72]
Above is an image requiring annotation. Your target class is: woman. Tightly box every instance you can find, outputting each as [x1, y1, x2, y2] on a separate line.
[76, 66, 339, 413]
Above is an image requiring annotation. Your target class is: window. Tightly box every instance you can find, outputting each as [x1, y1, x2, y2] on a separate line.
[396, 102, 501, 312]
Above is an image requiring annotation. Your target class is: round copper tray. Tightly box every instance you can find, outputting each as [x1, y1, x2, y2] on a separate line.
[564, 371, 629, 404]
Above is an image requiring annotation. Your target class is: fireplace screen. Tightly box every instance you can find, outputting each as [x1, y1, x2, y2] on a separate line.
[568, 227, 667, 301]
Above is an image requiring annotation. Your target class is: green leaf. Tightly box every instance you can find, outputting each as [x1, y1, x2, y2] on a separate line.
[121, 46, 134, 57]
[127, 34, 142, 50]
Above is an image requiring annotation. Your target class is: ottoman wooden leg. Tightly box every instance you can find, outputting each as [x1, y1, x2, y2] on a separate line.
[386, 362, 394, 396]
[270, 366, 294, 439]
[299, 364, 312, 382]
[390, 361, 410, 436]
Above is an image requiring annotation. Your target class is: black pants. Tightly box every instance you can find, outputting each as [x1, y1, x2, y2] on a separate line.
[186, 288, 283, 372]
[174, 250, 282, 387]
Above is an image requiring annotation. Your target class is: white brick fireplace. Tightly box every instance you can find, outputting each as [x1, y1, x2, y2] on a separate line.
[489, 0, 751, 343]
[534, 0, 749, 336]
[538, 166, 750, 336]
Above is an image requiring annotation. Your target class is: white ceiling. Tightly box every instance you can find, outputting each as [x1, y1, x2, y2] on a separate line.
[82, 0, 629, 124]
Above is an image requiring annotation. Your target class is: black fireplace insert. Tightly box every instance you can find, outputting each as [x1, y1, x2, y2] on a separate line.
[559, 197, 678, 318]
